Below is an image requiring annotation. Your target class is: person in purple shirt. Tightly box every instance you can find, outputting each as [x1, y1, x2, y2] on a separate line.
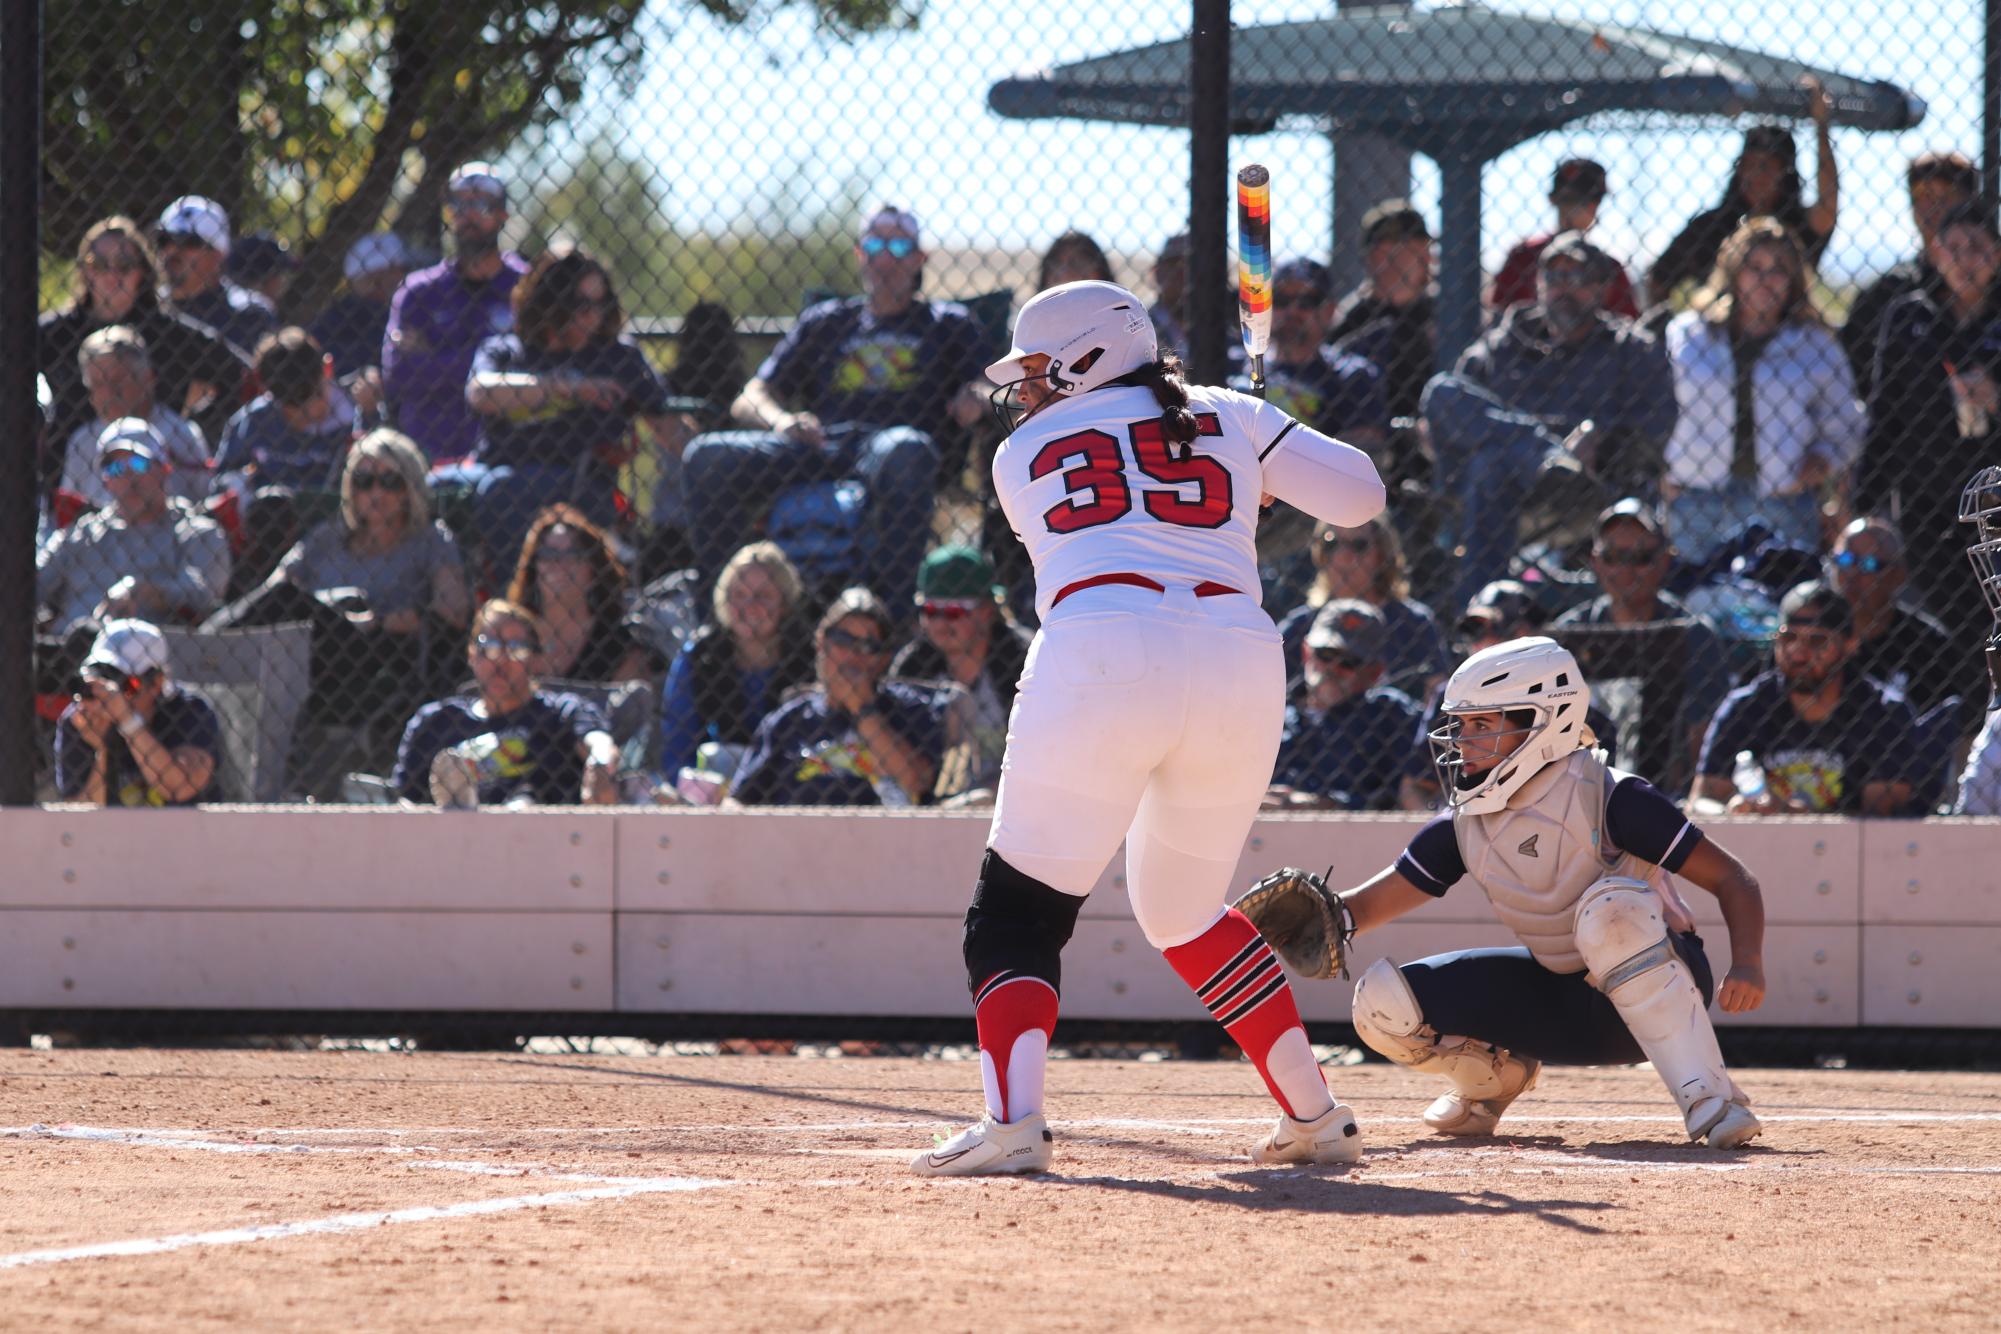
[381, 163, 529, 462]
[680, 206, 991, 615]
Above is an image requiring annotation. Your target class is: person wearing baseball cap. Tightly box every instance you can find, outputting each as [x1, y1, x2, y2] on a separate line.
[1266, 597, 1424, 810]
[1227, 258, 1388, 450]
[54, 618, 223, 806]
[1490, 158, 1640, 319]
[382, 162, 529, 460]
[154, 195, 279, 354]
[1692, 580, 1923, 816]
[1327, 200, 1436, 420]
[889, 545, 1034, 801]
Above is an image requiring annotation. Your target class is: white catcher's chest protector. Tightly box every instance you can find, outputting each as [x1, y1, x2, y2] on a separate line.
[1453, 750, 1691, 973]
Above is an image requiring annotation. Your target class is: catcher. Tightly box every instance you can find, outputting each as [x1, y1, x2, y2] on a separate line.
[1238, 635, 1766, 1149]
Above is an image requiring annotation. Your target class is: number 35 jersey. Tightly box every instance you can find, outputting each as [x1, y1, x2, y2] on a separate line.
[992, 382, 1386, 621]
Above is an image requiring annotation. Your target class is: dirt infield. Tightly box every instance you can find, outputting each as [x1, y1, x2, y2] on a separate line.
[2, 1050, 1996, 1330]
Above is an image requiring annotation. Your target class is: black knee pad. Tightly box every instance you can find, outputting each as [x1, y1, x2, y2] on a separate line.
[962, 849, 1084, 996]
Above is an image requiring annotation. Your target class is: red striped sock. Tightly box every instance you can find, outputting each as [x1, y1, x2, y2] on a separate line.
[1163, 909, 1327, 1119]
[973, 971, 1059, 1123]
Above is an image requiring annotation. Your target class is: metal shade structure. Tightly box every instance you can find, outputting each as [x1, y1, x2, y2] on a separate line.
[990, 6, 1928, 362]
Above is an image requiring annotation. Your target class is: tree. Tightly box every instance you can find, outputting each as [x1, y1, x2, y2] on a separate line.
[44, 0, 920, 316]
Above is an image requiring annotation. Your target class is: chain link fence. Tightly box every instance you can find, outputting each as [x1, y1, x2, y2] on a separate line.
[27, 0, 2000, 816]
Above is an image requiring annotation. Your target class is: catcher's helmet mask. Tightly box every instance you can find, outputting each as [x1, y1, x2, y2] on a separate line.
[1428, 636, 1592, 815]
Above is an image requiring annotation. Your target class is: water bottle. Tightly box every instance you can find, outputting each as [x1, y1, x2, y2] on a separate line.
[1731, 750, 1768, 803]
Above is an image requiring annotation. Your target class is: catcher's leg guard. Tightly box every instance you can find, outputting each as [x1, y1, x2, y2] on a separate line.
[962, 850, 1084, 1124]
[1350, 958, 1540, 1136]
[1574, 878, 1759, 1148]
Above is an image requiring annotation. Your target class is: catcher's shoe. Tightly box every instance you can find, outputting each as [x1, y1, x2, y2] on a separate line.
[1422, 1056, 1541, 1136]
[1252, 1102, 1362, 1166]
[1689, 1098, 1763, 1149]
[911, 1112, 1052, 1177]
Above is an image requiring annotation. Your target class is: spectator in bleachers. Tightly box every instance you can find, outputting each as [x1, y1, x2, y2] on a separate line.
[1422, 232, 1678, 608]
[681, 206, 988, 616]
[726, 586, 949, 808]
[226, 232, 299, 314]
[39, 216, 247, 476]
[1648, 82, 1839, 304]
[462, 246, 685, 578]
[392, 599, 619, 808]
[1264, 599, 1424, 811]
[153, 196, 280, 355]
[1039, 230, 1115, 291]
[1692, 581, 1921, 816]
[1489, 158, 1641, 320]
[54, 619, 221, 807]
[310, 233, 414, 407]
[1861, 201, 2001, 647]
[1662, 219, 1863, 564]
[214, 327, 357, 493]
[1841, 152, 1980, 402]
[1329, 200, 1438, 421]
[888, 545, 1031, 796]
[63, 327, 210, 507]
[665, 300, 749, 418]
[37, 424, 230, 632]
[656, 541, 815, 783]
[1275, 515, 1448, 694]
[1829, 517, 1970, 720]
[382, 162, 528, 462]
[504, 503, 657, 685]
[1146, 231, 1192, 358]
[1553, 499, 1732, 794]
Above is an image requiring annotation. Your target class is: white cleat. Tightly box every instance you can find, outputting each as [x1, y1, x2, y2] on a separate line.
[911, 1112, 1053, 1177]
[1422, 1057, 1542, 1136]
[1252, 1102, 1363, 1166]
[1691, 1099, 1763, 1149]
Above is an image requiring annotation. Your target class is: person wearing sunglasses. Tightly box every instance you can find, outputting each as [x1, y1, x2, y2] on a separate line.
[63, 324, 212, 507]
[1264, 599, 1423, 812]
[1488, 158, 1641, 321]
[1551, 499, 1731, 795]
[461, 245, 689, 580]
[382, 162, 529, 463]
[886, 545, 1033, 800]
[1274, 515, 1449, 697]
[391, 599, 618, 808]
[38, 214, 247, 467]
[726, 586, 949, 809]
[681, 205, 990, 618]
[37, 422, 231, 634]
[55, 619, 222, 808]
[1692, 581, 1923, 816]
[151, 195, 279, 356]
[1828, 517, 1971, 722]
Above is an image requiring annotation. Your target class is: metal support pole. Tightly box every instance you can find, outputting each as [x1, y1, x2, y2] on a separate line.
[1435, 154, 1484, 372]
[1987, 0, 2000, 203]
[0, 1, 43, 806]
[1188, 0, 1231, 386]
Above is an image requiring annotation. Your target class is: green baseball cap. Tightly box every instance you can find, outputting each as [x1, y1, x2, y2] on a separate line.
[916, 545, 1000, 602]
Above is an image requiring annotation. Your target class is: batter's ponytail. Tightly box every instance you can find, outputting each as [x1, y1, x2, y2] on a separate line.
[1113, 352, 1199, 446]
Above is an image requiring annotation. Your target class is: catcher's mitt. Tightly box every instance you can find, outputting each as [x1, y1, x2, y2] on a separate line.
[1234, 866, 1355, 980]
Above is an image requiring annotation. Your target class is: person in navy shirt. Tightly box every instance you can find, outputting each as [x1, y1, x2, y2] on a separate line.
[681, 206, 991, 614]
[1265, 599, 1423, 810]
[726, 588, 949, 808]
[1693, 581, 1923, 815]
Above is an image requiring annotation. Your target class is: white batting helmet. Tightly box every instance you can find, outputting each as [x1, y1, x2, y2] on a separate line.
[984, 280, 1157, 400]
[1428, 636, 1592, 815]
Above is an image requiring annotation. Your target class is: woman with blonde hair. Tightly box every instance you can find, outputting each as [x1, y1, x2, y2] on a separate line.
[1662, 218, 1864, 562]
[655, 541, 816, 780]
[1274, 513, 1449, 690]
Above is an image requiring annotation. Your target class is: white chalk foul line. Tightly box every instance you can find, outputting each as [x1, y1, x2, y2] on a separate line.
[0, 1176, 732, 1272]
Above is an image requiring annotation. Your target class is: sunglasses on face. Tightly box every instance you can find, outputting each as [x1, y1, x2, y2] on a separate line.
[860, 235, 918, 259]
[1309, 648, 1365, 671]
[350, 469, 406, 493]
[1595, 544, 1662, 567]
[447, 196, 504, 217]
[538, 544, 592, 564]
[823, 626, 887, 655]
[473, 634, 538, 661]
[1832, 550, 1892, 574]
[1319, 535, 1375, 554]
[86, 254, 143, 274]
[1272, 290, 1325, 310]
[918, 600, 981, 622]
[101, 454, 155, 480]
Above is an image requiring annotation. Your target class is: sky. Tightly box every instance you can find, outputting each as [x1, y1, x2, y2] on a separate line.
[540, 0, 1983, 292]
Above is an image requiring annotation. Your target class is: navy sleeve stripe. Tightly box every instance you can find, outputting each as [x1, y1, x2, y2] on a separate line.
[1257, 418, 1299, 461]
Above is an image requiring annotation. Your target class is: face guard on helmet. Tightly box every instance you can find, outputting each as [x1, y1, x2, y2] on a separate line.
[1959, 465, 2001, 706]
[1428, 636, 1592, 815]
[984, 280, 1158, 431]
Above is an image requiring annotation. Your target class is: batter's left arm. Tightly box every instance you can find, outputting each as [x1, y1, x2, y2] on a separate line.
[1674, 837, 1766, 1013]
